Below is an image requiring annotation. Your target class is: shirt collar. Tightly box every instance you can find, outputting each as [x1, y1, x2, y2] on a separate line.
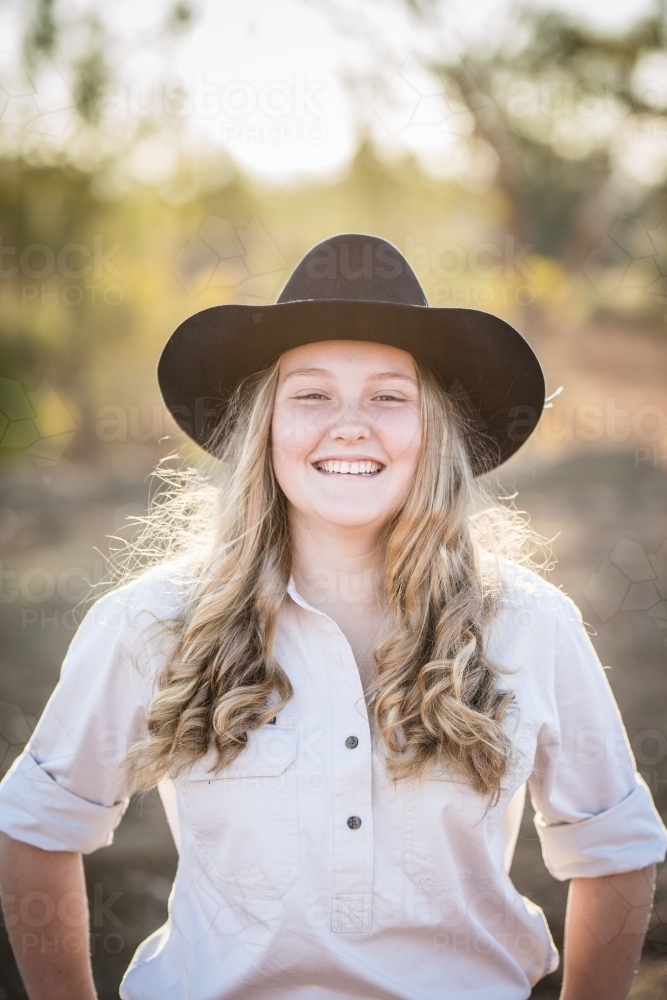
[286, 575, 332, 620]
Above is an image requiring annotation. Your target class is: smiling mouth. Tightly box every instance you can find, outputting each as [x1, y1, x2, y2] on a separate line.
[314, 460, 384, 475]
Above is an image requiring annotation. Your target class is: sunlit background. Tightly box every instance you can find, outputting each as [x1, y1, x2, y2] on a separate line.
[1, 1, 667, 996]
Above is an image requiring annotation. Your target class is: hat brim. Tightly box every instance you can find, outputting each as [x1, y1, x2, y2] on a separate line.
[157, 299, 545, 475]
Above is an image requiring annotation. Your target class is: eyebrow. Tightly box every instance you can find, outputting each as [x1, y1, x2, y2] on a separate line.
[281, 367, 417, 384]
[281, 367, 332, 382]
[368, 370, 418, 384]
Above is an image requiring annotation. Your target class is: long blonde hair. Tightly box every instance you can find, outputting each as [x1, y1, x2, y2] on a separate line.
[120, 354, 545, 798]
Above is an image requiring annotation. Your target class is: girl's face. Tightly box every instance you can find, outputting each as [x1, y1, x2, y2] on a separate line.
[271, 340, 422, 532]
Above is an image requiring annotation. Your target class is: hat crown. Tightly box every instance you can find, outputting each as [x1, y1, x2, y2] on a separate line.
[277, 233, 427, 306]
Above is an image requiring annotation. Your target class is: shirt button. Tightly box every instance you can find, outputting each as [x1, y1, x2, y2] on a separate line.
[345, 735, 359, 749]
[347, 815, 362, 830]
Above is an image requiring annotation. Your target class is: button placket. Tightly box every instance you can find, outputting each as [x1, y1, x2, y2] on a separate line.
[327, 643, 374, 934]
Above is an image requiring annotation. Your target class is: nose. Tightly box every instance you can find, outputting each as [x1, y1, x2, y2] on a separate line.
[328, 405, 371, 444]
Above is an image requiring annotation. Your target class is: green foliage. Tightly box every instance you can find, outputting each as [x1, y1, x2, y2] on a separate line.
[166, 2, 196, 34]
[22, 0, 58, 65]
[407, 1, 667, 257]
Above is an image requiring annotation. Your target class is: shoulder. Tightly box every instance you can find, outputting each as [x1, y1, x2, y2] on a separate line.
[75, 562, 193, 652]
[487, 556, 583, 634]
[485, 559, 593, 697]
[57, 563, 196, 691]
[90, 564, 191, 621]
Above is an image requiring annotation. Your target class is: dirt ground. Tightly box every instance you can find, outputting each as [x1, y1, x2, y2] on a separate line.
[0, 442, 666, 998]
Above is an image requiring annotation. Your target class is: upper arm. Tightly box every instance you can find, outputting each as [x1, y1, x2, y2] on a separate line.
[0, 577, 179, 853]
[527, 595, 667, 880]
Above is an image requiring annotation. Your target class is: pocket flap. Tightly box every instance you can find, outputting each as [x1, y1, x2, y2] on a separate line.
[187, 717, 297, 780]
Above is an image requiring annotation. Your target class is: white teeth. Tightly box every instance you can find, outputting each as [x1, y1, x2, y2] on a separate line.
[315, 460, 382, 475]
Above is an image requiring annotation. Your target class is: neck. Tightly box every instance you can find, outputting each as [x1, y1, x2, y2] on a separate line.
[288, 507, 385, 611]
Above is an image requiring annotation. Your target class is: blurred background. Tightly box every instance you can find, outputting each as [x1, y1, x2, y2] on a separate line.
[1, 0, 667, 996]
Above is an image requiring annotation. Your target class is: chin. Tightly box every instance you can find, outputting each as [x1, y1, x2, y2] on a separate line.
[313, 503, 391, 528]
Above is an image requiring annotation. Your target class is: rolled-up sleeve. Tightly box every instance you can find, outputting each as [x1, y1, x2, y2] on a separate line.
[528, 596, 667, 881]
[0, 751, 130, 853]
[0, 577, 176, 853]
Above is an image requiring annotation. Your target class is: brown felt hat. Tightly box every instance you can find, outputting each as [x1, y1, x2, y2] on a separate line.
[158, 233, 545, 474]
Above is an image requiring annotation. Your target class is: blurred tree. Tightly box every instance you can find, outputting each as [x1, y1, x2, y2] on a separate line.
[17, 0, 196, 138]
[401, 1, 667, 264]
[13, 0, 667, 272]
[22, 0, 58, 63]
[0, 160, 123, 453]
[313, 0, 667, 269]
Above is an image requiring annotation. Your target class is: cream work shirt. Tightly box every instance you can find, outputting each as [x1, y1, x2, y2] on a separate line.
[0, 562, 666, 1000]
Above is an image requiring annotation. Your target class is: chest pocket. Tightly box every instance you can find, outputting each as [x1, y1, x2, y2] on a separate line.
[182, 717, 299, 900]
[403, 750, 534, 896]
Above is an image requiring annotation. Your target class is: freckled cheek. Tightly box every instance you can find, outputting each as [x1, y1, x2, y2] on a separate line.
[375, 415, 422, 467]
[272, 409, 324, 464]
